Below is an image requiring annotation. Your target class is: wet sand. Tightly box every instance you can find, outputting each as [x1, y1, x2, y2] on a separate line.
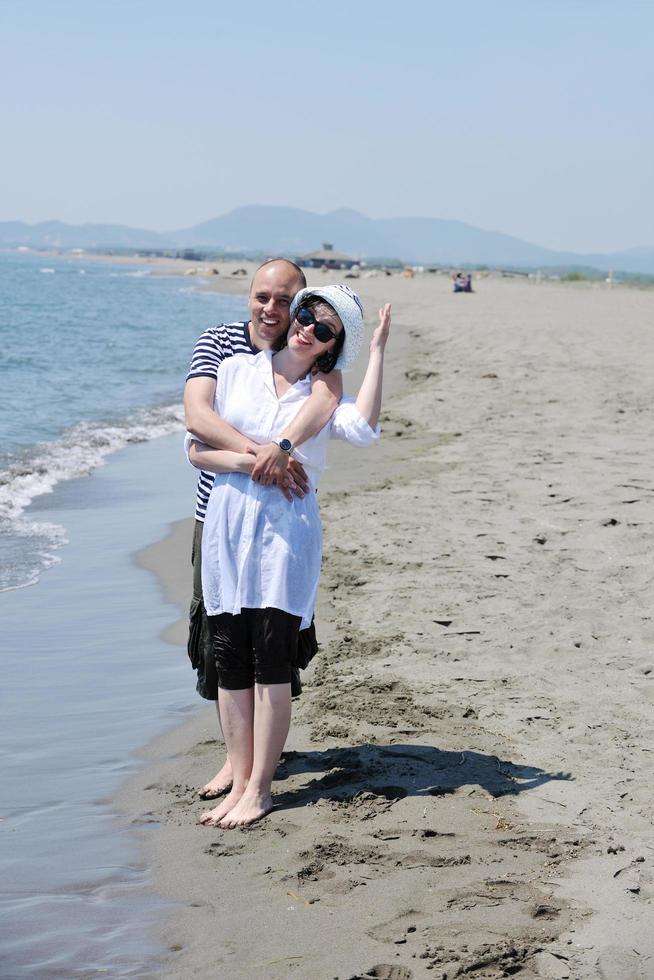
[121, 273, 654, 979]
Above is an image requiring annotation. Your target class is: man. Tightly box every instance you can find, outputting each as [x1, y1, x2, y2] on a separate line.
[184, 258, 341, 799]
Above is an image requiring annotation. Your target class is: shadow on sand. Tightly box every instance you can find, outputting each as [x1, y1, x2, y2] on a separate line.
[274, 743, 571, 811]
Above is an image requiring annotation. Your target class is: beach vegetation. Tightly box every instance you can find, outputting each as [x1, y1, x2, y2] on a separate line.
[562, 270, 589, 282]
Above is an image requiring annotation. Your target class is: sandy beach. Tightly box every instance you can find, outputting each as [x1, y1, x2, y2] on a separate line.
[118, 270, 654, 980]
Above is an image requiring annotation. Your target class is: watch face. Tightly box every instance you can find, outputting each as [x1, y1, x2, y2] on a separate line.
[279, 439, 292, 453]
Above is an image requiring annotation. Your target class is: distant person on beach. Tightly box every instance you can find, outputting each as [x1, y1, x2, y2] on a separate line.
[186, 286, 391, 827]
[453, 271, 473, 293]
[184, 259, 342, 800]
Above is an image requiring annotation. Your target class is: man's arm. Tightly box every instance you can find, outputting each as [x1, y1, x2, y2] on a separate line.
[186, 439, 304, 503]
[184, 376, 256, 453]
[251, 370, 343, 484]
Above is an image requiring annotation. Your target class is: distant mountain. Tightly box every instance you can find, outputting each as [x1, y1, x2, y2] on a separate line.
[172, 206, 654, 274]
[2, 209, 653, 275]
[0, 220, 172, 249]
[585, 245, 654, 276]
[172, 205, 559, 266]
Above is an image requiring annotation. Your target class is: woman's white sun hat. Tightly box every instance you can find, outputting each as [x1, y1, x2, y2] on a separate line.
[289, 284, 364, 371]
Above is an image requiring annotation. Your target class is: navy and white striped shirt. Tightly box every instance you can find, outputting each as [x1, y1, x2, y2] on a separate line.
[186, 321, 255, 521]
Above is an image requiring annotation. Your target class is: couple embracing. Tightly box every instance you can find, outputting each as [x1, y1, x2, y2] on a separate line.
[184, 258, 391, 828]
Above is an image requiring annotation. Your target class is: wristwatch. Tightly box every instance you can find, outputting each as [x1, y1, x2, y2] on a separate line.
[273, 438, 293, 454]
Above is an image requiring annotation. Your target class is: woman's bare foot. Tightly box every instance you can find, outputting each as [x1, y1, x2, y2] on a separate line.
[219, 790, 273, 829]
[198, 787, 245, 826]
[197, 758, 233, 799]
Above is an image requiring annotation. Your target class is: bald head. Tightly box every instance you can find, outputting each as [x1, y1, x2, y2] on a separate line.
[251, 257, 306, 293]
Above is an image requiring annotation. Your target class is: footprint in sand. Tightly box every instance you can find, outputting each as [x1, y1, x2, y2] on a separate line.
[366, 909, 424, 944]
[347, 966, 413, 980]
[325, 786, 409, 822]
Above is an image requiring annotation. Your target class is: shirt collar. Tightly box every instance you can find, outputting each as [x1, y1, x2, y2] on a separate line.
[252, 350, 312, 400]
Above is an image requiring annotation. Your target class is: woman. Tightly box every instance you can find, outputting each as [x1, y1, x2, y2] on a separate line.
[186, 285, 391, 828]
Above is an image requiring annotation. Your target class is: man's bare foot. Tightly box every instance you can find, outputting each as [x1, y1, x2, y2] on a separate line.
[198, 787, 245, 826]
[219, 790, 273, 829]
[197, 759, 233, 800]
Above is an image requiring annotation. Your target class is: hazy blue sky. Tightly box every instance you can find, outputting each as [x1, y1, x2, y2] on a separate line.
[1, 0, 652, 252]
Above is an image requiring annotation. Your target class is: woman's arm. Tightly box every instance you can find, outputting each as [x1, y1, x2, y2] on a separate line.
[187, 439, 255, 475]
[186, 439, 304, 503]
[185, 375, 310, 495]
[355, 304, 391, 428]
[250, 370, 342, 485]
[280, 370, 343, 444]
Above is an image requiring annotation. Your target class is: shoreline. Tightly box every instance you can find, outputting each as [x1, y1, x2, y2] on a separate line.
[19, 246, 654, 295]
[0, 433, 202, 980]
[115, 274, 654, 978]
[0, 251, 248, 597]
[135, 517, 194, 649]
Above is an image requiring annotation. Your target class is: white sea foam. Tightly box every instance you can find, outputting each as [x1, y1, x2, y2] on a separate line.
[0, 403, 185, 591]
[39, 267, 56, 274]
[0, 403, 184, 524]
[0, 519, 66, 592]
[109, 269, 151, 278]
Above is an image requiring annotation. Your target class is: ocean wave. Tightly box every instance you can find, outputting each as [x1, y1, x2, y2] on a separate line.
[0, 519, 67, 593]
[0, 403, 185, 524]
[39, 267, 56, 274]
[0, 403, 185, 591]
[108, 269, 151, 278]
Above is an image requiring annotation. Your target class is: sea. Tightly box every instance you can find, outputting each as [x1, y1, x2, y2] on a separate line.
[0, 251, 247, 593]
[0, 251, 248, 977]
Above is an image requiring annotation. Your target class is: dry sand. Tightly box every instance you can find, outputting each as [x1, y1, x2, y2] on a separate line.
[120, 271, 654, 979]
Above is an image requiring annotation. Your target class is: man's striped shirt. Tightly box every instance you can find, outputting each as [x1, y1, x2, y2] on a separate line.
[186, 321, 255, 521]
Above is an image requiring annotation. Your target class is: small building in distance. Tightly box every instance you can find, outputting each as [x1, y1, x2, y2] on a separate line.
[298, 242, 359, 270]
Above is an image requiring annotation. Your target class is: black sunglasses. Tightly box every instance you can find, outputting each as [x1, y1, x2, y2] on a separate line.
[295, 306, 340, 343]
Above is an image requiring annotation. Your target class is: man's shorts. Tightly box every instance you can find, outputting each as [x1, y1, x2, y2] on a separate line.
[187, 521, 317, 699]
[209, 607, 303, 689]
[188, 520, 220, 700]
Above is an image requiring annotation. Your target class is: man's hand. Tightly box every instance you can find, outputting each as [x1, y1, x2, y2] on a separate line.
[288, 458, 310, 495]
[273, 459, 311, 502]
[248, 447, 310, 501]
[250, 442, 290, 486]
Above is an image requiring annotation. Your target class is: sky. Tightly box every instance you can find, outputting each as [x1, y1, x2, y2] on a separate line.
[1, 0, 652, 253]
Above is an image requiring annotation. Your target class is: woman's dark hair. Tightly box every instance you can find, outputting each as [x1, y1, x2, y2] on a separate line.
[301, 296, 345, 375]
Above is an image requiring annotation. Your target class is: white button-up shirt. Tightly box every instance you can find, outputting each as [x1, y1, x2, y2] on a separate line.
[188, 350, 380, 629]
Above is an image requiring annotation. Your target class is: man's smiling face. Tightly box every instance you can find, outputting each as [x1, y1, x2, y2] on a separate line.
[248, 261, 305, 350]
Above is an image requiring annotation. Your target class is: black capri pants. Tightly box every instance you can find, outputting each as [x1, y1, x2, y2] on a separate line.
[209, 607, 305, 690]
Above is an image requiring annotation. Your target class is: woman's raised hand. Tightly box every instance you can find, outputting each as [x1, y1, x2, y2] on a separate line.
[370, 303, 391, 353]
[354, 304, 391, 427]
